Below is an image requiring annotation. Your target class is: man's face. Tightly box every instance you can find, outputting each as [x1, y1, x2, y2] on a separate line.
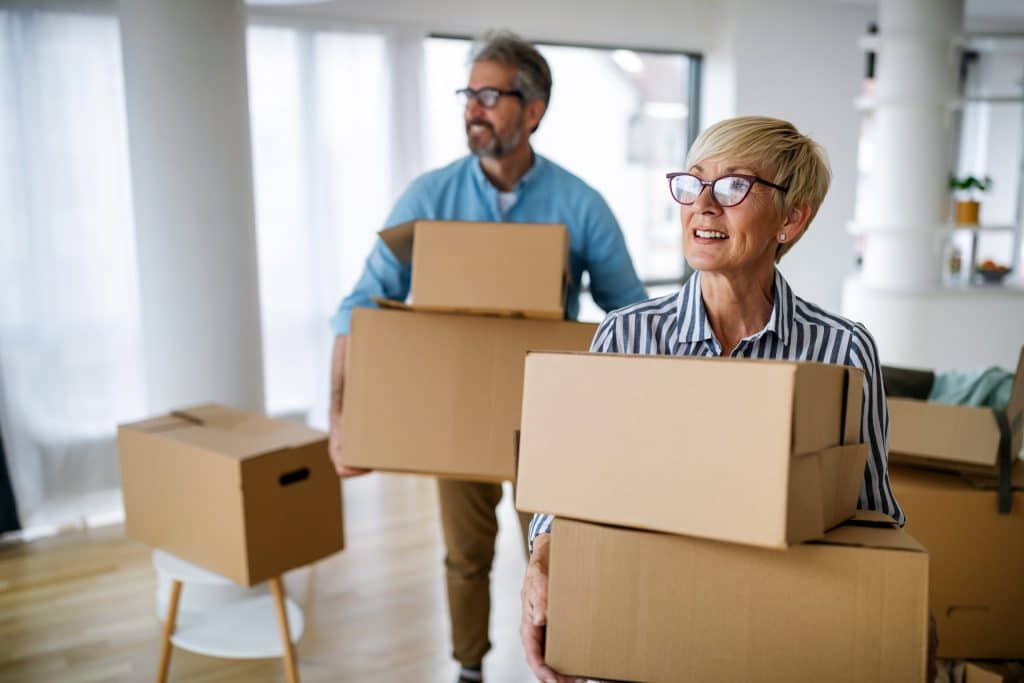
[463, 60, 527, 159]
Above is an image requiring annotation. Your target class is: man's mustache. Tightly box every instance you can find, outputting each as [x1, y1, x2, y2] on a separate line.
[465, 119, 494, 133]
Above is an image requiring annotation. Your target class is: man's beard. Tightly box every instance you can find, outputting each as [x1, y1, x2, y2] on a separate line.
[465, 118, 523, 159]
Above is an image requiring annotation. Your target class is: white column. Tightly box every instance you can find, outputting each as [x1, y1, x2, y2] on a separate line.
[118, 0, 265, 413]
[857, 0, 963, 289]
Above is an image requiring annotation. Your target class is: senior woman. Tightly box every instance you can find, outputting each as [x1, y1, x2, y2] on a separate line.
[519, 116, 906, 683]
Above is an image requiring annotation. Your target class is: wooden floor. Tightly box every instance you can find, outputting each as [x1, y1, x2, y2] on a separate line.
[0, 474, 534, 682]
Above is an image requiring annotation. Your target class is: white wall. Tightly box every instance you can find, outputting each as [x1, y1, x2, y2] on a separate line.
[726, 0, 876, 313]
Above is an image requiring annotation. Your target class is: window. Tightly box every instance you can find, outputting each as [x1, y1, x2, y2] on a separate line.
[424, 37, 701, 315]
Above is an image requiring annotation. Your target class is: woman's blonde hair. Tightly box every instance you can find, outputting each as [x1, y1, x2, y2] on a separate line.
[685, 116, 831, 261]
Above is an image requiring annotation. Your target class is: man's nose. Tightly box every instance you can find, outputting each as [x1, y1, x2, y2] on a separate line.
[465, 96, 486, 118]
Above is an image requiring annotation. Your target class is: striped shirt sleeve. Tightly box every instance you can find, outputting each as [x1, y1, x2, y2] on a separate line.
[848, 323, 906, 526]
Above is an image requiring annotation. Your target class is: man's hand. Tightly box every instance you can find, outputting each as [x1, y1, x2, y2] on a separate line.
[328, 427, 371, 478]
[328, 334, 372, 479]
[520, 534, 581, 683]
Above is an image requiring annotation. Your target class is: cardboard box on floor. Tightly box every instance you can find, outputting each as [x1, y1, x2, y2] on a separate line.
[545, 514, 929, 683]
[118, 404, 344, 586]
[888, 346, 1024, 474]
[516, 352, 867, 548]
[375, 219, 569, 319]
[891, 462, 1024, 659]
[340, 308, 597, 482]
[964, 661, 1024, 683]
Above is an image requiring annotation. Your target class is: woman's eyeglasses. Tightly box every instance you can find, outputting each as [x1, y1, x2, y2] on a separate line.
[666, 172, 789, 207]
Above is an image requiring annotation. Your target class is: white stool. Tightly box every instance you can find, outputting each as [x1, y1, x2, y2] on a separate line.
[152, 550, 304, 682]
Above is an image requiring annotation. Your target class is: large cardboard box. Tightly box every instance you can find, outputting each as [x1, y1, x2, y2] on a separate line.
[118, 404, 344, 586]
[341, 308, 597, 481]
[545, 515, 929, 683]
[376, 219, 568, 319]
[516, 352, 867, 548]
[890, 463, 1024, 659]
[888, 347, 1024, 473]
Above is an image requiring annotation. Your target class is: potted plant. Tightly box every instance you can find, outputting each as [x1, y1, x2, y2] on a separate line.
[949, 174, 993, 225]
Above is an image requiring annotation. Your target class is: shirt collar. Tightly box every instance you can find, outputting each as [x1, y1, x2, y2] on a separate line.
[469, 148, 545, 195]
[674, 268, 794, 348]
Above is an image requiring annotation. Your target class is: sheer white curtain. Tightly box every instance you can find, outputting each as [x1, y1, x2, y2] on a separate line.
[247, 23, 398, 428]
[0, 11, 405, 534]
[0, 6, 145, 534]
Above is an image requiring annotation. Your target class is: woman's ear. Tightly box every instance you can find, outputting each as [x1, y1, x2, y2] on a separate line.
[780, 204, 812, 243]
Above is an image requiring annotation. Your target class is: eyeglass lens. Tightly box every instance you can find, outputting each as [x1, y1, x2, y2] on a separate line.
[457, 88, 499, 108]
[670, 175, 753, 207]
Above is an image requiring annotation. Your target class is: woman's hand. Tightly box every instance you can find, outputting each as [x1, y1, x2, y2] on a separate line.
[520, 534, 582, 683]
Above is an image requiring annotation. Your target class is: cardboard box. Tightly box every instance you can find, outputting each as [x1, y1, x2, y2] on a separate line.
[118, 404, 344, 586]
[964, 662, 1024, 683]
[891, 463, 1024, 659]
[341, 308, 597, 482]
[516, 352, 867, 548]
[888, 347, 1024, 473]
[545, 515, 929, 683]
[376, 219, 568, 319]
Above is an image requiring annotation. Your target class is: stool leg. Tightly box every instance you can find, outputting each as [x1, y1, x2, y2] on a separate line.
[270, 576, 300, 683]
[157, 579, 182, 683]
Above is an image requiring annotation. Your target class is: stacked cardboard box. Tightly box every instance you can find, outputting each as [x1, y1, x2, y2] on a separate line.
[340, 220, 598, 482]
[887, 347, 1024, 662]
[118, 404, 344, 585]
[516, 352, 930, 682]
[888, 348, 1024, 477]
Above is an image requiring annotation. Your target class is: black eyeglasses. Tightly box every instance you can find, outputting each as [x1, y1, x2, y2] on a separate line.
[665, 172, 789, 207]
[455, 87, 524, 109]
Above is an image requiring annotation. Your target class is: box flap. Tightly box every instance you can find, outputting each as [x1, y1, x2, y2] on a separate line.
[843, 368, 864, 445]
[378, 220, 416, 265]
[136, 404, 326, 460]
[792, 362, 851, 456]
[372, 296, 412, 311]
[121, 413, 194, 434]
[813, 515, 925, 553]
[1008, 345, 1024, 466]
[371, 295, 550, 319]
[964, 662, 1023, 683]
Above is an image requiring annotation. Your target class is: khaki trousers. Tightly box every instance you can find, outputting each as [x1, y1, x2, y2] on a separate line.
[437, 478, 532, 667]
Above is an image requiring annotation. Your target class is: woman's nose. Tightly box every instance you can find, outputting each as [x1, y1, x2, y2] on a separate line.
[692, 184, 720, 213]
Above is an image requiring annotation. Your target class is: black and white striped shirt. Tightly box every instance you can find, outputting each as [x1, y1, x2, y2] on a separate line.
[528, 268, 905, 544]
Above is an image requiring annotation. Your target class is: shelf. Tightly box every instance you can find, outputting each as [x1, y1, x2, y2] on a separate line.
[153, 549, 305, 659]
[854, 95, 962, 112]
[847, 221, 1019, 236]
[170, 594, 304, 659]
[950, 224, 1018, 232]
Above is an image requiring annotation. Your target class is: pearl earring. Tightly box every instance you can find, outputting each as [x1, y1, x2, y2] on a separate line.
[778, 233, 787, 242]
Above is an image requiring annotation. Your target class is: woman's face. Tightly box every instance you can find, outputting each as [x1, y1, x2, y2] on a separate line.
[680, 156, 788, 277]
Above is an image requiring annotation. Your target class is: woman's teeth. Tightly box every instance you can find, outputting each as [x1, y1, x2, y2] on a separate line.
[696, 230, 727, 239]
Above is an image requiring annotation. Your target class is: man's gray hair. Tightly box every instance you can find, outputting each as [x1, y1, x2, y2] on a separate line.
[470, 30, 552, 108]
